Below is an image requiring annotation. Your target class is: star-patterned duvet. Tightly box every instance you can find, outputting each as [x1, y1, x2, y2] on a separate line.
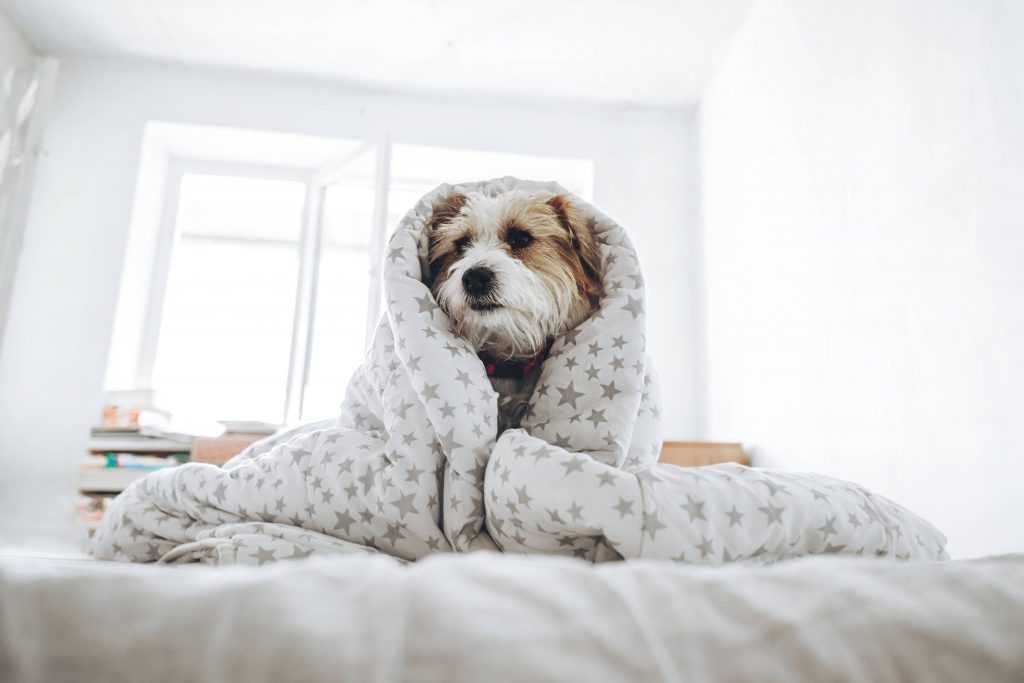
[91, 178, 947, 566]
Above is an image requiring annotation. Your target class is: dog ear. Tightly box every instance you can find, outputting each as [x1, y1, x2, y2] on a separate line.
[429, 192, 468, 231]
[425, 192, 467, 286]
[547, 194, 602, 301]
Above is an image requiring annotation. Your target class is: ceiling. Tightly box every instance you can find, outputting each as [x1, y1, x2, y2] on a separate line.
[0, 0, 754, 106]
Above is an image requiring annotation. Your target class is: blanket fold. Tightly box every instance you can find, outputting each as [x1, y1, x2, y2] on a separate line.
[92, 177, 947, 565]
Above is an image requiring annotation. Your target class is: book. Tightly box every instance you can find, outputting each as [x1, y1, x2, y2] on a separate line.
[82, 390, 200, 499]
[79, 452, 183, 494]
[82, 453, 182, 468]
[219, 420, 279, 435]
[78, 468, 152, 493]
[87, 435, 191, 454]
[91, 425, 144, 434]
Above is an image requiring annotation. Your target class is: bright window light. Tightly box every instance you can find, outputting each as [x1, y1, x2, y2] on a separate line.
[150, 173, 305, 422]
[119, 123, 595, 426]
[301, 178, 375, 422]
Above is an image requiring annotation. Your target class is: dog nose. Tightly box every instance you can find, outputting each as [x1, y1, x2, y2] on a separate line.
[462, 267, 494, 296]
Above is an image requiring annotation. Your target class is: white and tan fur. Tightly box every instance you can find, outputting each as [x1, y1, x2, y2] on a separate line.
[426, 189, 602, 432]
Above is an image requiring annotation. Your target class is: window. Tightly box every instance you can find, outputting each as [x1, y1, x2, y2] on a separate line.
[301, 153, 378, 424]
[151, 173, 306, 423]
[118, 125, 594, 426]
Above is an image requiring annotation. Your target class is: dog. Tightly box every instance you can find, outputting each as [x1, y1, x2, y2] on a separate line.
[426, 188, 602, 433]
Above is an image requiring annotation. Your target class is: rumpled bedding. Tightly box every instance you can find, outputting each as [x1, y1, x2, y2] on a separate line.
[4, 552, 1023, 683]
[91, 177, 947, 565]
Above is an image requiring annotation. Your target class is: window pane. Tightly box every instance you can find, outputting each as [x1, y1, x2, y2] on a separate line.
[302, 246, 371, 421]
[301, 173, 375, 421]
[322, 183, 374, 247]
[176, 173, 306, 241]
[151, 173, 305, 423]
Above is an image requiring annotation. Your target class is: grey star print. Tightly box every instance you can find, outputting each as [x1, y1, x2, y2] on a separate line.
[89, 178, 946, 571]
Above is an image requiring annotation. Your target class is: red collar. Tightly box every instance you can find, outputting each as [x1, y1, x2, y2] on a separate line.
[479, 342, 551, 379]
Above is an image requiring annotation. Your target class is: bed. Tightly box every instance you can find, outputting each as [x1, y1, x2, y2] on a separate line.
[6, 179, 1018, 680]
[1, 551, 1022, 682]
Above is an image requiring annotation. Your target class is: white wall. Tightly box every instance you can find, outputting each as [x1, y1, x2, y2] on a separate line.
[700, 0, 1024, 557]
[0, 57, 700, 548]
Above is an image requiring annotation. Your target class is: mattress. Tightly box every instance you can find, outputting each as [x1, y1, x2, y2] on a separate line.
[1, 552, 1022, 682]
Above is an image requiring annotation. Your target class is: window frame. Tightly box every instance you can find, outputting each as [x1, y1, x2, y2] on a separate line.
[132, 133, 594, 426]
[140, 141, 392, 425]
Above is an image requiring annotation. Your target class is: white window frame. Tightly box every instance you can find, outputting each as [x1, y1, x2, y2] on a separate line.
[139, 138, 391, 425]
[124, 129, 595, 425]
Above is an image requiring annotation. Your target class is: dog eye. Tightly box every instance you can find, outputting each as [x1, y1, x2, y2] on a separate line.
[454, 236, 471, 254]
[505, 227, 533, 250]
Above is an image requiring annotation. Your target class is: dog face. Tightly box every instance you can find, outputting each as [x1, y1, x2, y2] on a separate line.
[426, 189, 602, 358]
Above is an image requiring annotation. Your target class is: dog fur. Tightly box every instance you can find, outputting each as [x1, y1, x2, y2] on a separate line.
[426, 188, 602, 432]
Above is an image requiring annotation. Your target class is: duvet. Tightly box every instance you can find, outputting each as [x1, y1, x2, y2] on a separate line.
[92, 178, 947, 565]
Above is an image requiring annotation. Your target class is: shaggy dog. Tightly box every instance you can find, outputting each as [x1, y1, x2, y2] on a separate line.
[427, 188, 602, 432]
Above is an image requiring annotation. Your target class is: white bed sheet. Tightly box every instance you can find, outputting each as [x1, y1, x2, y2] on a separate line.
[1, 552, 1022, 683]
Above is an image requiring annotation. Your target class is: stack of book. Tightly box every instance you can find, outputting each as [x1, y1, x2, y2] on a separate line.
[79, 428, 191, 493]
[76, 389, 282, 534]
[77, 390, 191, 534]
